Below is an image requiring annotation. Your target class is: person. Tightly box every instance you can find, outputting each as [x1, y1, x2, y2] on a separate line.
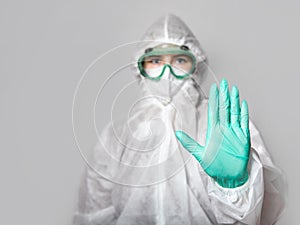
[73, 14, 285, 225]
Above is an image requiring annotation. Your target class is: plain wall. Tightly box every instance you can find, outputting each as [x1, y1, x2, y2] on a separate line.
[1, 0, 299, 224]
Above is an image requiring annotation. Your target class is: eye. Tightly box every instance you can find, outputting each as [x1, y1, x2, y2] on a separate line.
[151, 58, 161, 64]
[175, 58, 187, 64]
[144, 56, 162, 65]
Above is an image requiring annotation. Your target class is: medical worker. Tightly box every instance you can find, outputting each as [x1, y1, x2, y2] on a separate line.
[73, 14, 285, 225]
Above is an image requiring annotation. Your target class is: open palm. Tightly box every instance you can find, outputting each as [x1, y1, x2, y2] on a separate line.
[176, 79, 250, 188]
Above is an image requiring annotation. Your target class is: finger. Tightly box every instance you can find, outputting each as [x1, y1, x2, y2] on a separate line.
[175, 131, 204, 163]
[230, 85, 241, 127]
[208, 83, 219, 128]
[219, 79, 230, 127]
[240, 100, 250, 137]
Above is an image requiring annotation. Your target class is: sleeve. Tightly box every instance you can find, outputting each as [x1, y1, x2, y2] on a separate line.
[206, 120, 286, 225]
[73, 128, 118, 225]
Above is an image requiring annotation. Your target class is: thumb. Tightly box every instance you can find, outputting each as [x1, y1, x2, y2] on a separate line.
[175, 131, 204, 163]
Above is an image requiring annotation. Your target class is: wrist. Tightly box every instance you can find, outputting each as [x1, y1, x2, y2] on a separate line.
[215, 172, 249, 188]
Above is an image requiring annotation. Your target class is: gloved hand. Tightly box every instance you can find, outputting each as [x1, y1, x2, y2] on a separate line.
[175, 79, 251, 188]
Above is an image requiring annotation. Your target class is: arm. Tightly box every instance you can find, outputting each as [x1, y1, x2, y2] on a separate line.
[248, 120, 286, 224]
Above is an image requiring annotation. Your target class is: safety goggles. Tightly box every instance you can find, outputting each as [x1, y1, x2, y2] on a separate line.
[137, 45, 196, 80]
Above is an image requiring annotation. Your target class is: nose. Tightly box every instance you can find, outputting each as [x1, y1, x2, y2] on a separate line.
[162, 55, 172, 65]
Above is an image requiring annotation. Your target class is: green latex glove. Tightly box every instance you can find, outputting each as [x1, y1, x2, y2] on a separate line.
[175, 79, 251, 188]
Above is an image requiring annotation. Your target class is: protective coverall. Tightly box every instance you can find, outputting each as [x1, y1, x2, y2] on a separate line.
[73, 14, 285, 225]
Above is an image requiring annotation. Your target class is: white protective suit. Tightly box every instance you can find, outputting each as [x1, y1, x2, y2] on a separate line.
[73, 14, 286, 225]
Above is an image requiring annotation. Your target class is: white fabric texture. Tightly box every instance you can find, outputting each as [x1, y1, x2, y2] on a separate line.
[73, 14, 285, 225]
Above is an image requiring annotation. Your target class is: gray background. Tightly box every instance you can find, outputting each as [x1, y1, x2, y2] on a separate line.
[0, 0, 299, 224]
